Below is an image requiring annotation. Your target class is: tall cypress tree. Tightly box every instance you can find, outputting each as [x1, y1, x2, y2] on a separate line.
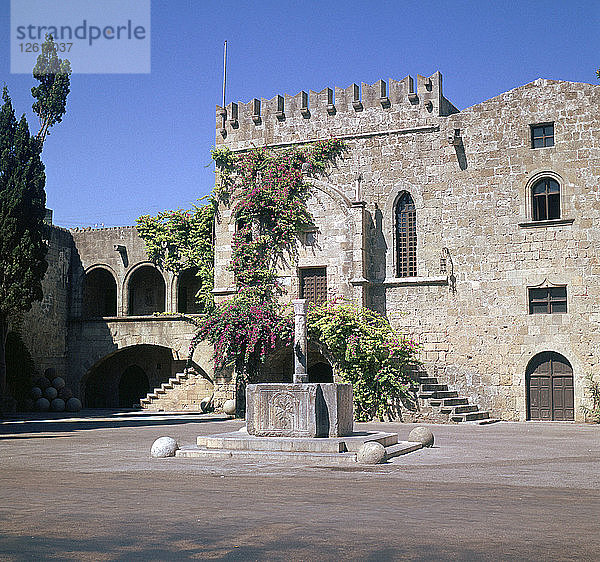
[0, 89, 47, 399]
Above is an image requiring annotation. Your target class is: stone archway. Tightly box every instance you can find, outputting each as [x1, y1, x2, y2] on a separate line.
[83, 344, 181, 408]
[118, 365, 150, 408]
[526, 351, 574, 421]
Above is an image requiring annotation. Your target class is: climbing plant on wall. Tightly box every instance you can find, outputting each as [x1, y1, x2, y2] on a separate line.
[137, 199, 216, 312]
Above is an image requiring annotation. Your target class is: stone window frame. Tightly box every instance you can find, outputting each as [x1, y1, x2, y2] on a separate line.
[395, 191, 417, 278]
[528, 286, 567, 314]
[519, 170, 574, 228]
[530, 122, 555, 149]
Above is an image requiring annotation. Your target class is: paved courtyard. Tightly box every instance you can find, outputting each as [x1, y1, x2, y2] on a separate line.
[0, 412, 598, 561]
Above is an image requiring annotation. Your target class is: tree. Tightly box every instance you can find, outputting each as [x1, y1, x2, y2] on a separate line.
[31, 36, 71, 146]
[0, 36, 70, 406]
[0, 90, 47, 399]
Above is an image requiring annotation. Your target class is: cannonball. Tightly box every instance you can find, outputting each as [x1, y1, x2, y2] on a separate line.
[357, 442, 387, 464]
[58, 387, 73, 400]
[200, 396, 213, 413]
[222, 399, 236, 416]
[44, 367, 57, 379]
[151, 436, 179, 458]
[44, 386, 58, 400]
[50, 398, 65, 412]
[31, 386, 43, 400]
[52, 377, 65, 390]
[65, 397, 82, 412]
[35, 376, 51, 390]
[35, 397, 50, 412]
[408, 426, 435, 448]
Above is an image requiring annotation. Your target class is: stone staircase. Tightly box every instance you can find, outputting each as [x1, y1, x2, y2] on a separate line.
[140, 371, 213, 412]
[412, 370, 495, 423]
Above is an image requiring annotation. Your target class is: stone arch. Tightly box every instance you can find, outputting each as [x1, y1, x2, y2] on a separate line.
[383, 181, 423, 279]
[124, 263, 166, 316]
[523, 169, 574, 222]
[82, 344, 181, 408]
[176, 268, 204, 314]
[82, 265, 118, 317]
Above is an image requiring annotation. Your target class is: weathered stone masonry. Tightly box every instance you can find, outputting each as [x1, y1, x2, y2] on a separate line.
[213, 73, 600, 421]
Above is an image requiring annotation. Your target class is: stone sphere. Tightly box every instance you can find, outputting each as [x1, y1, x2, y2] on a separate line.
[58, 387, 73, 400]
[35, 397, 50, 412]
[357, 442, 387, 464]
[31, 386, 43, 400]
[408, 427, 435, 448]
[44, 367, 57, 379]
[222, 399, 236, 416]
[151, 436, 179, 458]
[65, 397, 82, 412]
[50, 398, 65, 412]
[200, 396, 213, 413]
[52, 377, 66, 390]
[35, 376, 51, 390]
[44, 386, 58, 400]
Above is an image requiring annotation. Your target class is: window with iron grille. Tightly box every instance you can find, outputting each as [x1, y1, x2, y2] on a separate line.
[531, 123, 554, 148]
[532, 177, 560, 220]
[300, 267, 327, 304]
[528, 286, 567, 314]
[395, 192, 416, 277]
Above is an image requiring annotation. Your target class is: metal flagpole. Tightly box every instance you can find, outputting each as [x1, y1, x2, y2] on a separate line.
[222, 40, 227, 108]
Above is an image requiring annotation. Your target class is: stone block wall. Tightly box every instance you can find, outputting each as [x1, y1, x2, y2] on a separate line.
[213, 74, 600, 421]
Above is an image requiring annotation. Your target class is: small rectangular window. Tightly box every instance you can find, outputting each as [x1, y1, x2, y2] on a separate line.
[300, 267, 327, 305]
[531, 123, 554, 148]
[528, 286, 567, 314]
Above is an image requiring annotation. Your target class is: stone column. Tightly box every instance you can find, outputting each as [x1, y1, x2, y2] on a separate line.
[293, 299, 308, 383]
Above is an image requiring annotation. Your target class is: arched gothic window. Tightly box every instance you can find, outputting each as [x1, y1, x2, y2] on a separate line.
[532, 178, 560, 221]
[395, 192, 416, 277]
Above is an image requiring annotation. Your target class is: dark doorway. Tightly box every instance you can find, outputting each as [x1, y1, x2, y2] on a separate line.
[527, 352, 574, 420]
[177, 268, 204, 314]
[118, 365, 150, 408]
[308, 361, 333, 383]
[83, 268, 117, 317]
[128, 266, 166, 315]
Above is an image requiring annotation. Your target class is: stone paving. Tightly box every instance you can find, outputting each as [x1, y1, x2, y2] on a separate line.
[0, 411, 599, 560]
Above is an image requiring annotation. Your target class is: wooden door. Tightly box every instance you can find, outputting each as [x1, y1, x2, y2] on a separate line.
[527, 352, 574, 421]
[300, 268, 327, 305]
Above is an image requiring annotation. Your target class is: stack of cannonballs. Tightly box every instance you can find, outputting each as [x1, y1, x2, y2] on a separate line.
[27, 368, 82, 413]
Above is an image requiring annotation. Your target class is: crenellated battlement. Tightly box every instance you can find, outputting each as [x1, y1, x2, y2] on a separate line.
[215, 72, 459, 149]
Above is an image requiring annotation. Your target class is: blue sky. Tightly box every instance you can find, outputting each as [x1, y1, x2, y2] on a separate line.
[0, 0, 598, 228]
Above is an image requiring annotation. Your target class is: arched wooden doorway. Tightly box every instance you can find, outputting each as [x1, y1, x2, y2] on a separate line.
[526, 352, 574, 420]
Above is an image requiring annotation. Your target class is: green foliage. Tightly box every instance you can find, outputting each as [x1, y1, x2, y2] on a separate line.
[0, 89, 48, 321]
[31, 35, 71, 145]
[137, 200, 216, 312]
[212, 139, 346, 292]
[189, 289, 292, 382]
[308, 298, 419, 421]
[582, 373, 600, 423]
[5, 330, 35, 408]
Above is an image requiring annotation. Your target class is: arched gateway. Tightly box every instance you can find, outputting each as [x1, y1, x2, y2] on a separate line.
[526, 352, 574, 421]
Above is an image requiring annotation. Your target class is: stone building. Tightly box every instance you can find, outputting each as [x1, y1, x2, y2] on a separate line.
[20, 223, 216, 411]
[212, 72, 600, 422]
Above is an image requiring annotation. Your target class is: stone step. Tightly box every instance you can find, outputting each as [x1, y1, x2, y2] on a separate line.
[417, 377, 439, 385]
[441, 404, 479, 414]
[432, 390, 459, 399]
[450, 410, 490, 422]
[420, 383, 448, 392]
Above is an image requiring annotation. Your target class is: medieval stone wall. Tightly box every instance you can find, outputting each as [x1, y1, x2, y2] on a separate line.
[214, 74, 600, 421]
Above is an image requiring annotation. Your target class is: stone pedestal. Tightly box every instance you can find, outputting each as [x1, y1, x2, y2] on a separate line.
[246, 383, 353, 438]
